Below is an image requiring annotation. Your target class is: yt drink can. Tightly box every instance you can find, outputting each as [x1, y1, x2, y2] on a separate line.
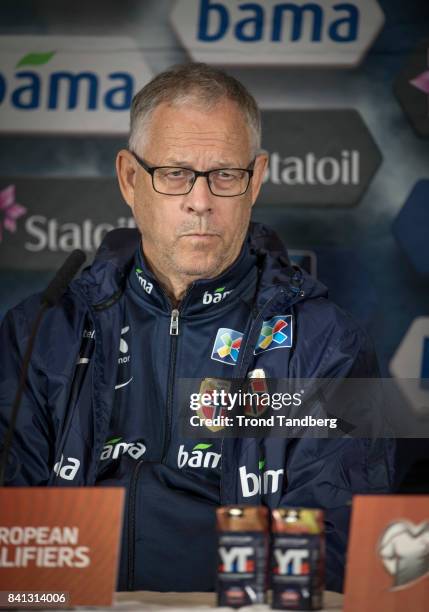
[216, 505, 269, 608]
[271, 508, 325, 610]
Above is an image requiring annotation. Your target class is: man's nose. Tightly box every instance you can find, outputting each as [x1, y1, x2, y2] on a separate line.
[184, 176, 214, 214]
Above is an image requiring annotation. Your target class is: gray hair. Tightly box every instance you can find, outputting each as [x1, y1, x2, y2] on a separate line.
[129, 63, 261, 156]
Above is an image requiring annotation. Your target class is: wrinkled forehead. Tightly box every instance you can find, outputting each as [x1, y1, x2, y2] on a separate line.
[138, 98, 254, 163]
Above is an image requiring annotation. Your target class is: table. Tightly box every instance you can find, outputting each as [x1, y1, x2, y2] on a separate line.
[26, 591, 343, 611]
[111, 590, 344, 611]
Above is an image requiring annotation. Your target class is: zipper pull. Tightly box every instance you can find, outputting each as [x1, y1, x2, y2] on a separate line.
[170, 309, 179, 336]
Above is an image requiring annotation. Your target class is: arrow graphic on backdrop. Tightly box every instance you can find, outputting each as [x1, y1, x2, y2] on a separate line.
[410, 70, 429, 94]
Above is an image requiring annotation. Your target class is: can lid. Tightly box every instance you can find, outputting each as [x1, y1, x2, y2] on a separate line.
[272, 507, 324, 534]
[216, 505, 269, 531]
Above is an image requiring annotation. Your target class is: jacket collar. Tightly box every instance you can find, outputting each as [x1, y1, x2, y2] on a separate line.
[73, 222, 328, 309]
[127, 239, 258, 315]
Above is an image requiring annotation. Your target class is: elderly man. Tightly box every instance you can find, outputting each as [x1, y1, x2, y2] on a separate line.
[0, 63, 393, 593]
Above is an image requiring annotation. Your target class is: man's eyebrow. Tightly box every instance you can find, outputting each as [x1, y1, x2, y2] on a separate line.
[162, 158, 244, 167]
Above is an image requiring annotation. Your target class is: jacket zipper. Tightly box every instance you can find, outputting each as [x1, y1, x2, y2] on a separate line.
[127, 458, 145, 590]
[127, 310, 179, 587]
[162, 308, 180, 461]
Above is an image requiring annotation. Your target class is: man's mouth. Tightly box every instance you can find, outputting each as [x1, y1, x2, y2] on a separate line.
[182, 231, 218, 235]
[181, 232, 219, 238]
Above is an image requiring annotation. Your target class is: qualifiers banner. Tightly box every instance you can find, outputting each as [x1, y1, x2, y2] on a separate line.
[0, 178, 136, 270]
[344, 496, 429, 612]
[0, 488, 124, 607]
[260, 110, 382, 207]
[0, 36, 153, 134]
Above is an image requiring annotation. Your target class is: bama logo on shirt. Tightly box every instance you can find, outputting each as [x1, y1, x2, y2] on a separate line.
[202, 286, 232, 305]
[239, 463, 285, 497]
[135, 267, 153, 295]
[53, 454, 81, 481]
[177, 443, 221, 469]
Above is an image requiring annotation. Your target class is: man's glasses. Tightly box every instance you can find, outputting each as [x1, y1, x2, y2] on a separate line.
[130, 151, 255, 197]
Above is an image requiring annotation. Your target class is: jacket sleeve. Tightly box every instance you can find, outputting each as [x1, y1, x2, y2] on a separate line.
[278, 323, 395, 593]
[0, 305, 55, 485]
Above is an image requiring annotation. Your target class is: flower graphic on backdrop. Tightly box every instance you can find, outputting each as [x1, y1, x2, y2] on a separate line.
[0, 185, 27, 243]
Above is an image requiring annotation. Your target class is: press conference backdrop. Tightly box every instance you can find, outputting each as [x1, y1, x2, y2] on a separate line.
[0, 0, 428, 389]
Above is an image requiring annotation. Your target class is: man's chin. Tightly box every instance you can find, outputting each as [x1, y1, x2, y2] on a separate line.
[175, 256, 224, 280]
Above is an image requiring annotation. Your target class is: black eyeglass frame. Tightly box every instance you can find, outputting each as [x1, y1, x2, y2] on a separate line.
[130, 151, 255, 197]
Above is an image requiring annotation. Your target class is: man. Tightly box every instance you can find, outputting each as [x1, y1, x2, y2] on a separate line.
[0, 63, 393, 592]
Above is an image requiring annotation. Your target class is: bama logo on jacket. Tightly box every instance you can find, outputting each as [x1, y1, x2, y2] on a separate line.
[100, 437, 146, 461]
[53, 455, 81, 481]
[177, 443, 221, 469]
[239, 462, 285, 497]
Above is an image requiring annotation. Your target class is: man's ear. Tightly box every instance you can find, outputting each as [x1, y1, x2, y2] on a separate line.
[116, 149, 138, 209]
[250, 152, 269, 206]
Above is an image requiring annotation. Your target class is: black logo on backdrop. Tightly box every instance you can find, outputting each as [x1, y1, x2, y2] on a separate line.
[260, 110, 382, 206]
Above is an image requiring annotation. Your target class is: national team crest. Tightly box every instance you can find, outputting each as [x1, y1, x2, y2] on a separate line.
[196, 378, 232, 432]
[254, 315, 293, 355]
[211, 328, 244, 365]
[243, 369, 269, 417]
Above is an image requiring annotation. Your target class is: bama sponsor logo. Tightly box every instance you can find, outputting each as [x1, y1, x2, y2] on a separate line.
[135, 267, 153, 295]
[171, 0, 384, 67]
[239, 462, 284, 497]
[0, 35, 152, 134]
[53, 454, 81, 481]
[100, 437, 146, 461]
[177, 443, 221, 469]
[261, 110, 382, 207]
[202, 286, 232, 305]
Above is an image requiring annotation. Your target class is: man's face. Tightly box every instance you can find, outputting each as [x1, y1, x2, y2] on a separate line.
[117, 98, 267, 282]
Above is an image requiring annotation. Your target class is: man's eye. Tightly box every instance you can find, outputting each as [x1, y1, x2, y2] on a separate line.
[213, 170, 237, 181]
[166, 169, 187, 179]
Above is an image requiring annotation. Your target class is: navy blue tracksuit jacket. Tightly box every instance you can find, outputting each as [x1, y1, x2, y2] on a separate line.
[0, 222, 394, 592]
